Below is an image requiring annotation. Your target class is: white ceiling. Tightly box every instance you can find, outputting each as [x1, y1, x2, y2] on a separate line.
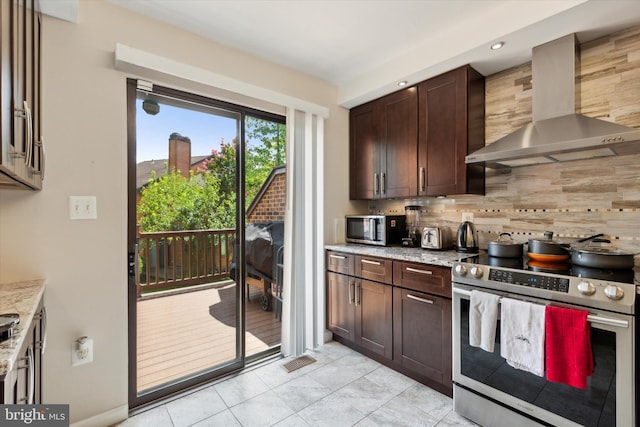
[42, 0, 640, 108]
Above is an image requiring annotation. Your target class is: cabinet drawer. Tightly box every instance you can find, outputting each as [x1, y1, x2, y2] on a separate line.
[326, 251, 355, 276]
[393, 262, 451, 297]
[356, 255, 393, 284]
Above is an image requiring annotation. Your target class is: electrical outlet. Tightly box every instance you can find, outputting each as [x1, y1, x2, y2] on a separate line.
[69, 196, 97, 220]
[462, 212, 474, 222]
[71, 338, 93, 367]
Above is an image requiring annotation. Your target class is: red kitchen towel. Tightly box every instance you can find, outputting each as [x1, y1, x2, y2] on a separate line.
[545, 305, 594, 389]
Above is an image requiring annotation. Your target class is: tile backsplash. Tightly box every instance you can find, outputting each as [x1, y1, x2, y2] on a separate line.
[370, 25, 640, 254]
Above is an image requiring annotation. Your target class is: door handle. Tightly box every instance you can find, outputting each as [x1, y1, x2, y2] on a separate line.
[381, 172, 386, 195]
[419, 167, 426, 192]
[361, 259, 381, 266]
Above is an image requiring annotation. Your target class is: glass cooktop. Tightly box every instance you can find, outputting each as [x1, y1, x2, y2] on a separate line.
[461, 252, 637, 284]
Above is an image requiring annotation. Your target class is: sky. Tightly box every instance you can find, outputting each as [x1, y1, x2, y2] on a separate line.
[136, 98, 239, 163]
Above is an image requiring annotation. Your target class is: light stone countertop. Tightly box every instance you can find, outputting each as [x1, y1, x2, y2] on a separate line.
[0, 279, 45, 377]
[324, 244, 477, 268]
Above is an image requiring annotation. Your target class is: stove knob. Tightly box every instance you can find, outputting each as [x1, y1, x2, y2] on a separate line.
[454, 264, 467, 276]
[577, 280, 596, 296]
[604, 285, 624, 300]
[470, 266, 483, 278]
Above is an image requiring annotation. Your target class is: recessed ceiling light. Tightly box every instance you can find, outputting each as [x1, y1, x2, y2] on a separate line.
[397, 80, 408, 87]
[491, 41, 505, 50]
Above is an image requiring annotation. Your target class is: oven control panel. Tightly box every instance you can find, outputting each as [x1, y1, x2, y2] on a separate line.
[489, 269, 570, 293]
[451, 261, 637, 314]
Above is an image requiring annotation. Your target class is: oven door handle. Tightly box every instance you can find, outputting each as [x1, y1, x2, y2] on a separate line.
[452, 287, 629, 329]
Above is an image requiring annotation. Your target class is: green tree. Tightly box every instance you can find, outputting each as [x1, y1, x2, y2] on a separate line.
[138, 166, 224, 232]
[139, 117, 286, 232]
[244, 117, 286, 207]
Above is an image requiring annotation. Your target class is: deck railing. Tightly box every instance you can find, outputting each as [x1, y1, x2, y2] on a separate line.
[137, 228, 236, 297]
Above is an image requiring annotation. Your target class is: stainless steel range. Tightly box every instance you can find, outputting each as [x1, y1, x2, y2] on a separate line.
[452, 254, 638, 427]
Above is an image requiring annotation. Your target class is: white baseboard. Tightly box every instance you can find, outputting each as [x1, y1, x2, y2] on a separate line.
[70, 404, 128, 427]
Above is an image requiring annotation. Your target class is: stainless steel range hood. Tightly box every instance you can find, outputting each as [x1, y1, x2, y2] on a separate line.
[466, 34, 640, 168]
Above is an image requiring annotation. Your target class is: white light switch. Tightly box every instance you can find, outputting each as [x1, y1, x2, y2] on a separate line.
[69, 196, 97, 220]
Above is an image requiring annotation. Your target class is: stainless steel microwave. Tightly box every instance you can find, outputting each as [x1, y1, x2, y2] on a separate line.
[345, 215, 406, 246]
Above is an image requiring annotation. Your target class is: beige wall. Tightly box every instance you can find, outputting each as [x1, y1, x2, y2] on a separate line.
[372, 25, 640, 255]
[0, 1, 349, 423]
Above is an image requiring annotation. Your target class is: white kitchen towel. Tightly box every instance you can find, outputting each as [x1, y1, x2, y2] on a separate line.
[500, 298, 546, 377]
[469, 290, 501, 352]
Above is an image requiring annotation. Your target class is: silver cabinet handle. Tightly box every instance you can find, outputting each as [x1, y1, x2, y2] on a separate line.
[13, 100, 29, 158]
[329, 254, 347, 260]
[381, 172, 386, 195]
[25, 103, 33, 167]
[419, 167, 426, 192]
[361, 259, 381, 266]
[39, 306, 47, 354]
[407, 294, 434, 304]
[18, 345, 35, 404]
[28, 345, 35, 404]
[374, 173, 379, 195]
[349, 282, 354, 304]
[406, 267, 433, 275]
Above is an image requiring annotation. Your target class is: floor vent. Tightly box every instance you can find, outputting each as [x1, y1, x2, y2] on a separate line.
[282, 355, 316, 373]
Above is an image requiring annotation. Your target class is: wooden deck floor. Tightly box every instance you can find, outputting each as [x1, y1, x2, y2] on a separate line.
[136, 282, 281, 392]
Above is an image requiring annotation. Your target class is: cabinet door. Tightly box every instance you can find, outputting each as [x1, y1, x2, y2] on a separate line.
[355, 279, 393, 359]
[418, 68, 464, 196]
[326, 271, 356, 341]
[15, 320, 36, 404]
[393, 287, 452, 389]
[0, 0, 13, 172]
[377, 87, 417, 198]
[349, 101, 378, 200]
[0, 0, 42, 189]
[418, 66, 484, 196]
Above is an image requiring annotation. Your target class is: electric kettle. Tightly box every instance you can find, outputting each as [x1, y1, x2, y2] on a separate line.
[456, 221, 478, 252]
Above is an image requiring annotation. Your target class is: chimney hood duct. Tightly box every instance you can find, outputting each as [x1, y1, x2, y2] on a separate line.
[466, 34, 640, 168]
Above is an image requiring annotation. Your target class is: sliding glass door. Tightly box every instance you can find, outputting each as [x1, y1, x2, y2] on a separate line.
[126, 79, 285, 408]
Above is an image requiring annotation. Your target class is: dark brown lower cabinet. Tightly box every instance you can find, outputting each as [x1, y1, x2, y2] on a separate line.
[326, 271, 356, 342]
[326, 272, 393, 360]
[393, 287, 452, 391]
[326, 250, 453, 397]
[356, 279, 392, 359]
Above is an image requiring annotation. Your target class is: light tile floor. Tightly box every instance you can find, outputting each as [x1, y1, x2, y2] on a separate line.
[115, 341, 478, 427]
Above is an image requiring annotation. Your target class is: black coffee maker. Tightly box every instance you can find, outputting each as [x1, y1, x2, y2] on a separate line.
[456, 221, 478, 252]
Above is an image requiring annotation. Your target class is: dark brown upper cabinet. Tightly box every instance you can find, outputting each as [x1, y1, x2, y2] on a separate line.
[417, 65, 485, 196]
[0, 0, 44, 190]
[349, 87, 417, 200]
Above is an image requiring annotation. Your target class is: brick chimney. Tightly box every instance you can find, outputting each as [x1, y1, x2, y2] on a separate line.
[168, 132, 191, 179]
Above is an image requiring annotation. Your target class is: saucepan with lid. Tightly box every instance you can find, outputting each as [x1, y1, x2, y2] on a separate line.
[487, 232, 524, 258]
